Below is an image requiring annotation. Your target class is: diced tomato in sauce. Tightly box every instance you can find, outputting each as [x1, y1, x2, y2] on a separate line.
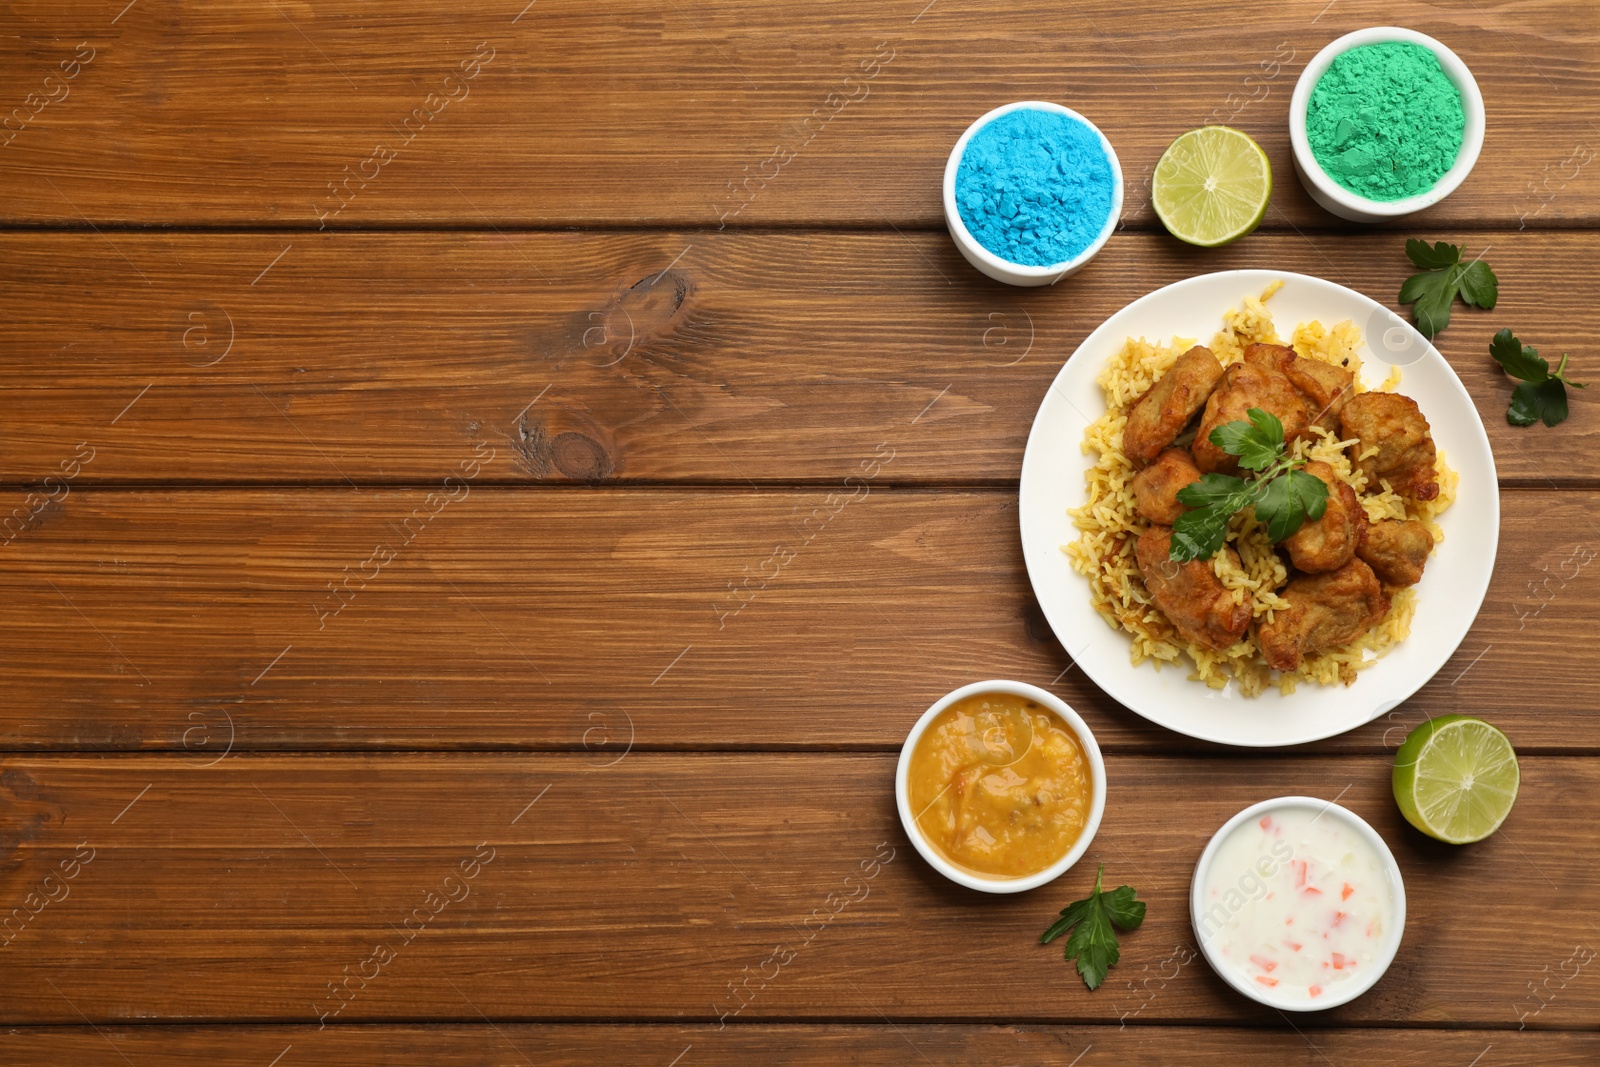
[1201, 804, 1396, 1004]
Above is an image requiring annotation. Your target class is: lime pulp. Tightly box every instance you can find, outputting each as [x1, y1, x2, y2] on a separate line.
[1151, 126, 1272, 247]
[1392, 715, 1520, 844]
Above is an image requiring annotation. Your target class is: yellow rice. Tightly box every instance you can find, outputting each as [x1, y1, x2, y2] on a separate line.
[1065, 284, 1455, 696]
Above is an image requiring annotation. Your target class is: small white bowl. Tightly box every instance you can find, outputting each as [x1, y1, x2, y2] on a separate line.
[942, 102, 1124, 286]
[895, 679, 1106, 894]
[1190, 797, 1406, 1011]
[1290, 27, 1485, 222]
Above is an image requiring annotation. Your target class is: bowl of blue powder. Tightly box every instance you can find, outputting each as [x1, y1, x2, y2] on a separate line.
[944, 102, 1123, 286]
[1289, 27, 1485, 222]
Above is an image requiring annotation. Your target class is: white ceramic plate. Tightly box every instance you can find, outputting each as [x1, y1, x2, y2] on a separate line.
[1018, 270, 1498, 747]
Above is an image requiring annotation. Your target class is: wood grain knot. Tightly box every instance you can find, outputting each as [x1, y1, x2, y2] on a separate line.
[550, 431, 615, 480]
[514, 417, 617, 482]
[565, 264, 693, 369]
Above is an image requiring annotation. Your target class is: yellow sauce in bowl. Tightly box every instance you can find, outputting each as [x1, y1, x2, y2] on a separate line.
[906, 691, 1092, 879]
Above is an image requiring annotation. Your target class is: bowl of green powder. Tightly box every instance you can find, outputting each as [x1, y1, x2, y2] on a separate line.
[943, 101, 1123, 286]
[1290, 27, 1484, 222]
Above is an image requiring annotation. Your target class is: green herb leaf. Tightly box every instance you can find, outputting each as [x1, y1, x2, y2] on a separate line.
[1252, 477, 1299, 542]
[1247, 407, 1286, 450]
[1175, 471, 1251, 508]
[1399, 268, 1457, 339]
[1287, 468, 1330, 523]
[1492, 330, 1580, 428]
[1098, 884, 1148, 930]
[1039, 864, 1146, 991]
[1405, 238, 1460, 270]
[1510, 377, 1569, 427]
[1553, 353, 1586, 390]
[1253, 468, 1330, 542]
[1170, 503, 1236, 563]
[1206, 420, 1259, 464]
[1171, 474, 1253, 563]
[1489, 328, 1549, 382]
[1040, 906, 1084, 946]
[1167, 410, 1332, 561]
[1205, 408, 1284, 472]
[1398, 241, 1496, 339]
[1246, 409, 1286, 469]
[1506, 385, 1539, 426]
[1396, 268, 1447, 306]
[1457, 259, 1499, 309]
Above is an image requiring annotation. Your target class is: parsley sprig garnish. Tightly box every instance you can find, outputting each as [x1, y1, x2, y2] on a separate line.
[1167, 408, 1329, 563]
[1040, 865, 1146, 991]
[1398, 239, 1498, 339]
[1491, 329, 1584, 427]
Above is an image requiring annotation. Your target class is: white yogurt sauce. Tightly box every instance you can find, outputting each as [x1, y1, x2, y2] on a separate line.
[1196, 804, 1397, 1003]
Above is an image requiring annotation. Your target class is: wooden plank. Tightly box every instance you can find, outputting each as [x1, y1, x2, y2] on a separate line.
[0, 231, 1593, 486]
[1, 1024, 1594, 1065]
[0, 488, 1593, 753]
[0, 1, 1594, 228]
[0, 754, 1594, 1027]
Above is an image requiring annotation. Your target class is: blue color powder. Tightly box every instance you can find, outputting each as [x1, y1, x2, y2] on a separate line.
[956, 108, 1116, 267]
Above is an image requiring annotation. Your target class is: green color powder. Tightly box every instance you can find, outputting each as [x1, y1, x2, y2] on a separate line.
[1306, 41, 1464, 202]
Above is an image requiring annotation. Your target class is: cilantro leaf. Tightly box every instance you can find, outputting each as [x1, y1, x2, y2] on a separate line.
[1251, 477, 1298, 542]
[1288, 468, 1330, 522]
[1171, 474, 1252, 562]
[1398, 241, 1497, 339]
[1175, 471, 1251, 508]
[1166, 408, 1332, 562]
[1253, 468, 1329, 541]
[1039, 864, 1146, 991]
[1247, 407, 1286, 450]
[1206, 421, 1258, 463]
[1098, 884, 1147, 930]
[1040, 896, 1092, 945]
[1510, 378, 1569, 427]
[1399, 268, 1457, 338]
[1489, 328, 1549, 381]
[1405, 238, 1460, 270]
[1205, 407, 1283, 471]
[1506, 383, 1540, 426]
[1171, 503, 1237, 563]
[1491, 330, 1582, 428]
[1457, 259, 1499, 308]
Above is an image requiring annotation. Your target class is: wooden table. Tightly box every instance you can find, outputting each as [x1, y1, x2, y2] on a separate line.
[2, 1, 1597, 1062]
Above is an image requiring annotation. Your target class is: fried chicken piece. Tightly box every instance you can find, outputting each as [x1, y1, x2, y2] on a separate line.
[1285, 359, 1355, 435]
[1243, 343, 1355, 435]
[1358, 518, 1433, 587]
[1134, 525, 1251, 652]
[1340, 393, 1439, 501]
[1282, 461, 1364, 574]
[1193, 361, 1310, 475]
[1241, 342, 1296, 375]
[1257, 559, 1391, 672]
[1123, 345, 1225, 466]
[1131, 448, 1201, 525]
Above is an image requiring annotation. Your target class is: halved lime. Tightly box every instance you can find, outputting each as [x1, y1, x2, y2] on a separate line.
[1151, 126, 1271, 247]
[1393, 715, 1520, 844]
